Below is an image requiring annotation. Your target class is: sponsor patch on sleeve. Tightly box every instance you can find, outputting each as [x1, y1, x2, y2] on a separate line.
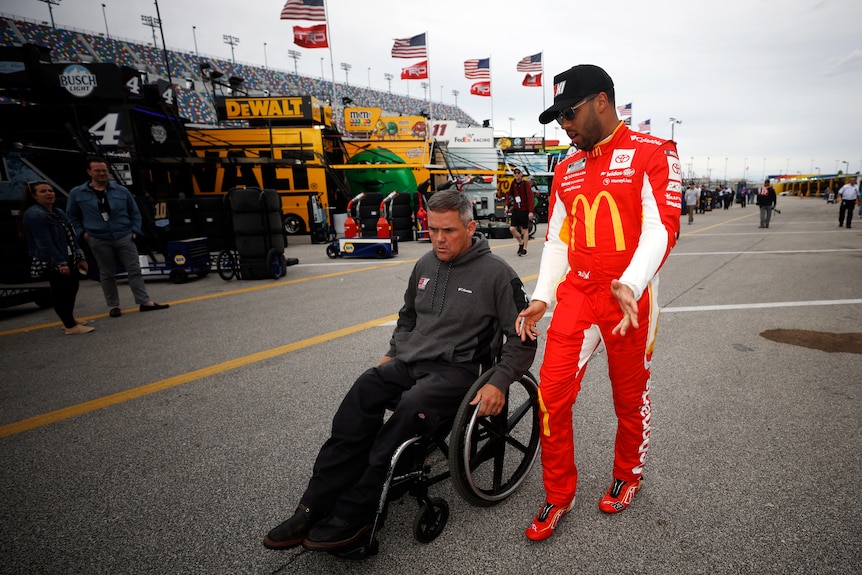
[667, 157, 682, 181]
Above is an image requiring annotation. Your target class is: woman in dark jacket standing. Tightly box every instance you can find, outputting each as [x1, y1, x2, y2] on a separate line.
[21, 181, 94, 335]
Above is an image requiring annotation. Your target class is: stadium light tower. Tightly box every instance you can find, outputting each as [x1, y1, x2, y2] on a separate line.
[340, 62, 351, 85]
[101, 3, 110, 38]
[36, 0, 61, 29]
[384, 73, 394, 93]
[508, 117, 515, 136]
[420, 81, 429, 100]
[669, 117, 682, 141]
[141, 15, 161, 48]
[263, 42, 268, 70]
[192, 26, 199, 58]
[288, 50, 301, 75]
[223, 35, 240, 65]
[452, 89, 459, 107]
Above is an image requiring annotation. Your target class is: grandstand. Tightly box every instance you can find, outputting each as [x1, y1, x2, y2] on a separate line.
[0, 13, 477, 130]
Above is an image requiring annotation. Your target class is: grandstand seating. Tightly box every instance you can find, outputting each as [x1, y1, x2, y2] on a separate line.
[0, 14, 478, 128]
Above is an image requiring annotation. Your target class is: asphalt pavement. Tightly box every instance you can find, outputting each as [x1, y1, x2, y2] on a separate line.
[1, 195, 860, 575]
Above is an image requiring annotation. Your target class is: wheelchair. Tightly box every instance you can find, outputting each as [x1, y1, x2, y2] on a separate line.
[336, 366, 540, 559]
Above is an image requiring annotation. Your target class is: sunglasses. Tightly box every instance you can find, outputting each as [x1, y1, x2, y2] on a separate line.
[556, 93, 598, 125]
[513, 171, 521, 175]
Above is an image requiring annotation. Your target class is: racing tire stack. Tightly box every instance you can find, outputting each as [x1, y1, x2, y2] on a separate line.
[228, 187, 287, 280]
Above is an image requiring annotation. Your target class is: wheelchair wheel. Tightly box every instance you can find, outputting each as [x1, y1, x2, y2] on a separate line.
[413, 498, 449, 543]
[216, 250, 236, 281]
[449, 369, 540, 507]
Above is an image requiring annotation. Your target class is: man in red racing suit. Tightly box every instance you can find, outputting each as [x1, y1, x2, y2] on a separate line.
[517, 64, 682, 541]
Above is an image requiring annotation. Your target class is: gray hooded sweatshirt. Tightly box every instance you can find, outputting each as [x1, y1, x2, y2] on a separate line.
[387, 235, 536, 391]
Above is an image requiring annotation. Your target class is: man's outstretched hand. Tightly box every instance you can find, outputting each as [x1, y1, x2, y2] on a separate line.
[611, 279, 639, 336]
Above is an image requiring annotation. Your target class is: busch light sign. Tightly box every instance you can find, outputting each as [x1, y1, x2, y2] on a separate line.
[59, 64, 98, 97]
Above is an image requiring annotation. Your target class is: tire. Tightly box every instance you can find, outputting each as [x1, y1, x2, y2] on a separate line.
[169, 268, 189, 284]
[266, 248, 285, 279]
[390, 216, 413, 231]
[282, 213, 305, 235]
[390, 204, 412, 218]
[360, 218, 378, 238]
[216, 250, 236, 281]
[375, 245, 388, 258]
[413, 498, 449, 543]
[529, 218, 537, 239]
[326, 244, 339, 259]
[448, 370, 540, 507]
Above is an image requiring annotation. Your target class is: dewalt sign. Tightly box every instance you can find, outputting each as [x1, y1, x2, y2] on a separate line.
[224, 97, 304, 120]
[215, 95, 331, 126]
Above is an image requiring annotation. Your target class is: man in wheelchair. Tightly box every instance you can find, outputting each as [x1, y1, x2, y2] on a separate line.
[263, 189, 537, 555]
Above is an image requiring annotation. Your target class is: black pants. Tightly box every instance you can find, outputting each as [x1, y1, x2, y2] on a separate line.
[839, 200, 855, 228]
[301, 358, 479, 523]
[47, 269, 80, 328]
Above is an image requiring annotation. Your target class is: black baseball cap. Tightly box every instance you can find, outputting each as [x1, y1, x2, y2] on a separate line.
[538, 64, 614, 125]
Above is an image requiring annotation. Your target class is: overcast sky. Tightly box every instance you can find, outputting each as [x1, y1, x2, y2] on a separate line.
[4, 0, 861, 180]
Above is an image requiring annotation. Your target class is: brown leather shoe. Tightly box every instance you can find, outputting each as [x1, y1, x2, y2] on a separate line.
[302, 516, 372, 551]
[263, 504, 325, 550]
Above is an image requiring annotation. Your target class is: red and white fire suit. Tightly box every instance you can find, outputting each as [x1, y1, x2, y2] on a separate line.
[532, 122, 682, 507]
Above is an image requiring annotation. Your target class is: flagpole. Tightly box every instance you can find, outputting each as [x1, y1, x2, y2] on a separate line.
[489, 55, 494, 135]
[541, 51, 546, 146]
[323, 0, 336, 108]
[425, 31, 433, 131]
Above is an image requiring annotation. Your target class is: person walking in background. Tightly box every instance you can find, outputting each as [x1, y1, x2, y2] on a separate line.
[722, 184, 733, 210]
[737, 185, 747, 208]
[757, 179, 777, 228]
[66, 158, 168, 317]
[684, 182, 700, 224]
[507, 167, 535, 256]
[837, 176, 858, 229]
[21, 181, 93, 335]
[519, 64, 681, 541]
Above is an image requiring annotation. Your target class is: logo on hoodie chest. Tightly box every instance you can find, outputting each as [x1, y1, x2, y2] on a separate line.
[418, 276, 472, 294]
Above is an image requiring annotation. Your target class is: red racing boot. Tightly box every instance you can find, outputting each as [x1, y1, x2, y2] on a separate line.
[598, 478, 642, 513]
[525, 500, 574, 541]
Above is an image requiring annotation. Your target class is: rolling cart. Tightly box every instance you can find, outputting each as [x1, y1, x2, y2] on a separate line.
[216, 187, 291, 281]
[137, 237, 212, 284]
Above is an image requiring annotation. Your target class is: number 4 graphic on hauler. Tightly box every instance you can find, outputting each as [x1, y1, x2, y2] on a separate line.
[89, 113, 122, 146]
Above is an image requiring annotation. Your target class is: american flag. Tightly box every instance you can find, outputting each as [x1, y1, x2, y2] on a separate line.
[617, 102, 632, 117]
[464, 58, 490, 79]
[391, 33, 427, 58]
[516, 53, 542, 73]
[280, 0, 326, 21]
[638, 119, 651, 133]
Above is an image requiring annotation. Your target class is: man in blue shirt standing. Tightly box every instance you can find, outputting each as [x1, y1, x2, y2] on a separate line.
[66, 158, 169, 317]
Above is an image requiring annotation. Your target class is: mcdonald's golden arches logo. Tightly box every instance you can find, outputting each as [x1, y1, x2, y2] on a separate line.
[569, 191, 626, 251]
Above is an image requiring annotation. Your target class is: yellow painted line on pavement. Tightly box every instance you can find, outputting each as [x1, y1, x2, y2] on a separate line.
[0, 260, 411, 337]
[0, 313, 398, 439]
